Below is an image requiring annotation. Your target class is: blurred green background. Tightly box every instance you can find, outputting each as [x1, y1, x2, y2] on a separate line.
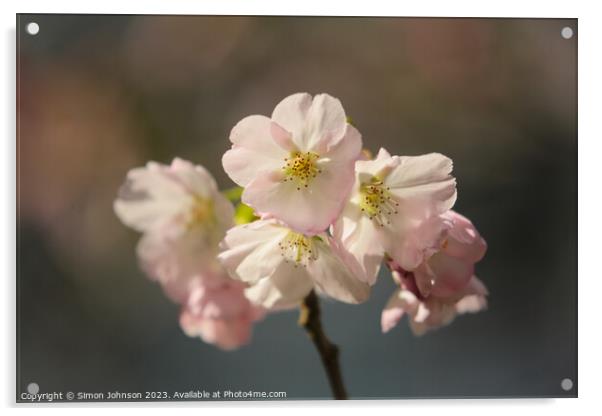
[17, 15, 577, 400]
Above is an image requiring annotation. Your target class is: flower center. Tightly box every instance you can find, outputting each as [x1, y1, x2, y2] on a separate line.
[282, 151, 321, 190]
[358, 177, 398, 226]
[278, 232, 317, 267]
[187, 196, 215, 230]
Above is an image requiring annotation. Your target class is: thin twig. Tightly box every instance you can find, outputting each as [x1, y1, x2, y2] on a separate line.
[298, 290, 348, 400]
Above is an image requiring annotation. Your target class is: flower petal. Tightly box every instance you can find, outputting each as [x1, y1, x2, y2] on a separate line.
[271, 93, 313, 145]
[428, 251, 475, 297]
[308, 237, 371, 304]
[355, 147, 397, 179]
[300, 93, 348, 152]
[169, 158, 219, 197]
[271, 93, 348, 153]
[332, 203, 383, 285]
[455, 276, 489, 314]
[242, 170, 347, 235]
[381, 289, 419, 333]
[223, 115, 287, 186]
[137, 229, 223, 303]
[443, 211, 488, 263]
[270, 121, 297, 152]
[244, 261, 314, 309]
[115, 158, 233, 236]
[385, 153, 457, 218]
[322, 123, 362, 163]
[218, 220, 289, 284]
[379, 214, 452, 272]
[114, 162, 192, 233]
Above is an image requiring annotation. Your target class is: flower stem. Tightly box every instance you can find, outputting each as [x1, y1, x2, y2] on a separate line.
[298, 290, 348, 400]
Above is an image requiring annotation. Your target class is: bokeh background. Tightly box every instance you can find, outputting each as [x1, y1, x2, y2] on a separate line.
[17, 15, 577, 400]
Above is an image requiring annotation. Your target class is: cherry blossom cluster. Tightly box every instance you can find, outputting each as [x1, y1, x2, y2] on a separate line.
[114, 93, 488, 349]
[114, 159, 263, 349]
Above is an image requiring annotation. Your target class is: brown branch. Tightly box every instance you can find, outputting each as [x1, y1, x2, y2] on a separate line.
[298, 290, 348, 400]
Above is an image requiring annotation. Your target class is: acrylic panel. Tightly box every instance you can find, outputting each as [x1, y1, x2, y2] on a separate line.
[16, 14, 577, 402]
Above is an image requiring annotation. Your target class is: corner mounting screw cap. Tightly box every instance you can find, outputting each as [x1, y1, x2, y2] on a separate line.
[561, 27, 574, 39]
[27, 382, 39, 394]
[561, 378, 573, 391]
[26, 22, 40, 35]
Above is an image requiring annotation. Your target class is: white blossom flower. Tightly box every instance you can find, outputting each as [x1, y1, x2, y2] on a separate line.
[333, 148, 457, 284]
[218, 219, 370, 309]
[222, 93, 362, 235]
[114, 158, 234, 298]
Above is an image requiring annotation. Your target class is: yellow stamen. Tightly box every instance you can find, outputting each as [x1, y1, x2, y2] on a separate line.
[282, 151, 321, 190]
[278, 231, 317, 267]
[358, 177, 399, 226]
[187, 196, 215, 230]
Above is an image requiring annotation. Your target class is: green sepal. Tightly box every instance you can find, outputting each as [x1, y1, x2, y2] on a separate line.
[234, 202, 258, 225]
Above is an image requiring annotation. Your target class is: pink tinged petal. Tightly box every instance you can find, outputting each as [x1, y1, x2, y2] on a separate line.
[212, 190, 236, 231]
[208, 320, 253, 350]
[271, 93, 313, 143]
[243, 126, 361, 235]
[270, 122, 296, 152]
[199, 282, 248, 318]
[168, 158, 218, 197]
[428, 251, 475, 298]
[229, 114, 285, 154]
[244, 261, 314, 309]
[385, 153, 457, 218]
[322, 123, 363, 162]
[380, 214, 452, 272]
[222, 147, 277, 188]
[271, 93, 348, 153]
[222, 115, 287, 187]
[136, 230, 223, 303]
[242, 127, 359, 235]
[381, 289, 411, 333]
[409, 299, 453, 336]
[307, 237, 371, 304]
[411, 277, 488, 336]
[179, 311, 252, 351]
[443, 211, 488, 263]
[331, 200, 360, 244]
[455, 294, 488, 315]
[286, 131, 361, 232]
[179, 280, 263, 350]
[218, 220, 289, 284]
[179, 307, 202, 337]
[328, 230, 381, 286]
[115, 158, 231, 236]
[332, 205, 383, 285]
[114, 163, 192, 233]
[242, 170, 341, 235]
[300, 93, 348, 152]
[168, 158, 235, 234]
[381, 307, 405, 333]
[355, 147, 399, 179]
[375, 147, 392, 160]
[412, 261, 436, 298]
[381, 289, 423, 333]
[412, 302, 432, 324]
[455, 276, 489, 314]
[466, 275, 489, 296]
[386, 153, 454, 189]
